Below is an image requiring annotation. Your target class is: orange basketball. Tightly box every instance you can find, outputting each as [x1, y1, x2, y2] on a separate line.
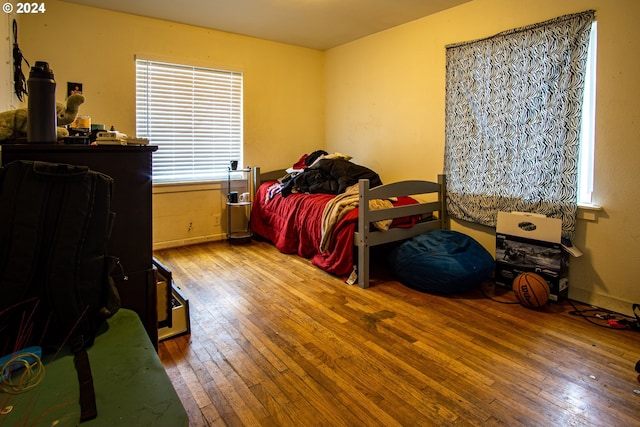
[512, 272, 550, 308]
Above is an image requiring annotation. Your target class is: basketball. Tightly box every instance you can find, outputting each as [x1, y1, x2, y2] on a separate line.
[512, 272, 550, 308]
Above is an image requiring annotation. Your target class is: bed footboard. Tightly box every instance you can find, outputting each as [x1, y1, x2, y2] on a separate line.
[354, 175, 448, 288]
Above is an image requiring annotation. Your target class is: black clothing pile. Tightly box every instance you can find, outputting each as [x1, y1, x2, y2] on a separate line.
[281, 158, 382, 197]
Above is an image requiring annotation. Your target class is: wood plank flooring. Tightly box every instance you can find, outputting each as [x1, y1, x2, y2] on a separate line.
[154, 240, 640, 426]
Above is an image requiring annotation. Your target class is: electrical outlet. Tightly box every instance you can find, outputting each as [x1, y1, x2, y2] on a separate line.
[213, 215, 221, 226]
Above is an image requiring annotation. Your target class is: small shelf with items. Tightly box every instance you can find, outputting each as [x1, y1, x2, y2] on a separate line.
[226, 166, 253, 244]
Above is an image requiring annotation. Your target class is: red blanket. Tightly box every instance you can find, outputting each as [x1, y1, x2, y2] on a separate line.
[250, 182, 418, 279]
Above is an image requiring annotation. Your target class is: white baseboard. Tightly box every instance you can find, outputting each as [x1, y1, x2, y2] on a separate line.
[569, 287, 636, 317]
[153, 234, 224, 251]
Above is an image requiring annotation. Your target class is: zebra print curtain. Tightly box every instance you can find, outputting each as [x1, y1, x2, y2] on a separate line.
[444, 10, 595, 240]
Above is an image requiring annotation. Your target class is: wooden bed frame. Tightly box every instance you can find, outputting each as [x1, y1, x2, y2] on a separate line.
[253, 168, 448, 288]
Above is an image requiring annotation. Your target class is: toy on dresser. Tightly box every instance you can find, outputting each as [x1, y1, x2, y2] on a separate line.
[0, 94, 85, 142]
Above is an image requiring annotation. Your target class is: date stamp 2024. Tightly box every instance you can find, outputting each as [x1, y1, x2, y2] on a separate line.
[3, 2, 47, 14]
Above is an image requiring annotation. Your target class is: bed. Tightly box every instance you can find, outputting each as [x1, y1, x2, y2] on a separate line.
[249, 158, 449, 288]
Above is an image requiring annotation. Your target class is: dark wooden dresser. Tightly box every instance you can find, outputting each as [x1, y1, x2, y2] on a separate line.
[0, 144, 159, 347]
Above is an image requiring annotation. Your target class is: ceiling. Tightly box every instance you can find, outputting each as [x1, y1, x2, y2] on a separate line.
[61, 0, 471, 50]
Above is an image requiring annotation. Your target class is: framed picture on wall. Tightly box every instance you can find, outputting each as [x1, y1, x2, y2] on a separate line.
[67, 82, 83, 98]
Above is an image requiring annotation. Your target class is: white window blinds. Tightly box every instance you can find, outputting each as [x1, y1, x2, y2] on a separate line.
[135, 58, 243, 183]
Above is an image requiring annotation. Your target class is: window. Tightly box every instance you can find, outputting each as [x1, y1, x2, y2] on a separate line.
[578, 22, 597, 206]
[444, 10, 595, 240]
[135, 58, 243, 184]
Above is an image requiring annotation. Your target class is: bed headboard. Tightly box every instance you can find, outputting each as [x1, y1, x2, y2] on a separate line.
[253, 167, 287, 190]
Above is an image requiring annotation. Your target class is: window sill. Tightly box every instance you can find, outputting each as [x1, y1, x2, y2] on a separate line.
[577, 203, 602, 221]
[153, 181, 223, 194]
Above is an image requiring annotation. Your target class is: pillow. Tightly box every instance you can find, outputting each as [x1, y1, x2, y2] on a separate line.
[388, 230, 494, 294]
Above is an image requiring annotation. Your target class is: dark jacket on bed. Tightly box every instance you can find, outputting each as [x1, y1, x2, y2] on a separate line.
[281, 158, 382, 196]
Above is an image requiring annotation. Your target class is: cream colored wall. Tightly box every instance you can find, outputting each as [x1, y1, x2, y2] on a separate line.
[326, 0, 640, 314]
[17, 0, 324, 248]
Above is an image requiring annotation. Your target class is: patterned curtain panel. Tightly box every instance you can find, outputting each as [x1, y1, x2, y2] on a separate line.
[444, 10, 595, 240]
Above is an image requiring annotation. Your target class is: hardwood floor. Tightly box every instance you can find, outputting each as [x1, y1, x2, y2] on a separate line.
[154, 240, 640, 426]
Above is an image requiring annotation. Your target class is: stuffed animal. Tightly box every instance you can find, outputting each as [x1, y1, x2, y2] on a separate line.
[0, 94, 85, 141]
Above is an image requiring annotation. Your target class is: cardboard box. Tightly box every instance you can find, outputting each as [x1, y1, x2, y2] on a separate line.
[495, 212, 569, 301]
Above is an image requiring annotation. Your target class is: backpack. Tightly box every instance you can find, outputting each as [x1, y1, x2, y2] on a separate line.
[0, 160, 121, 421]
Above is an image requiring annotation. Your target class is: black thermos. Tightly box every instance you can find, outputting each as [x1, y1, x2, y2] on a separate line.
[27, 61, 57, 143]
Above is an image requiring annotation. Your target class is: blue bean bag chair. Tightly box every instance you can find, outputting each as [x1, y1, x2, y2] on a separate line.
[388, 230, 494, 294]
